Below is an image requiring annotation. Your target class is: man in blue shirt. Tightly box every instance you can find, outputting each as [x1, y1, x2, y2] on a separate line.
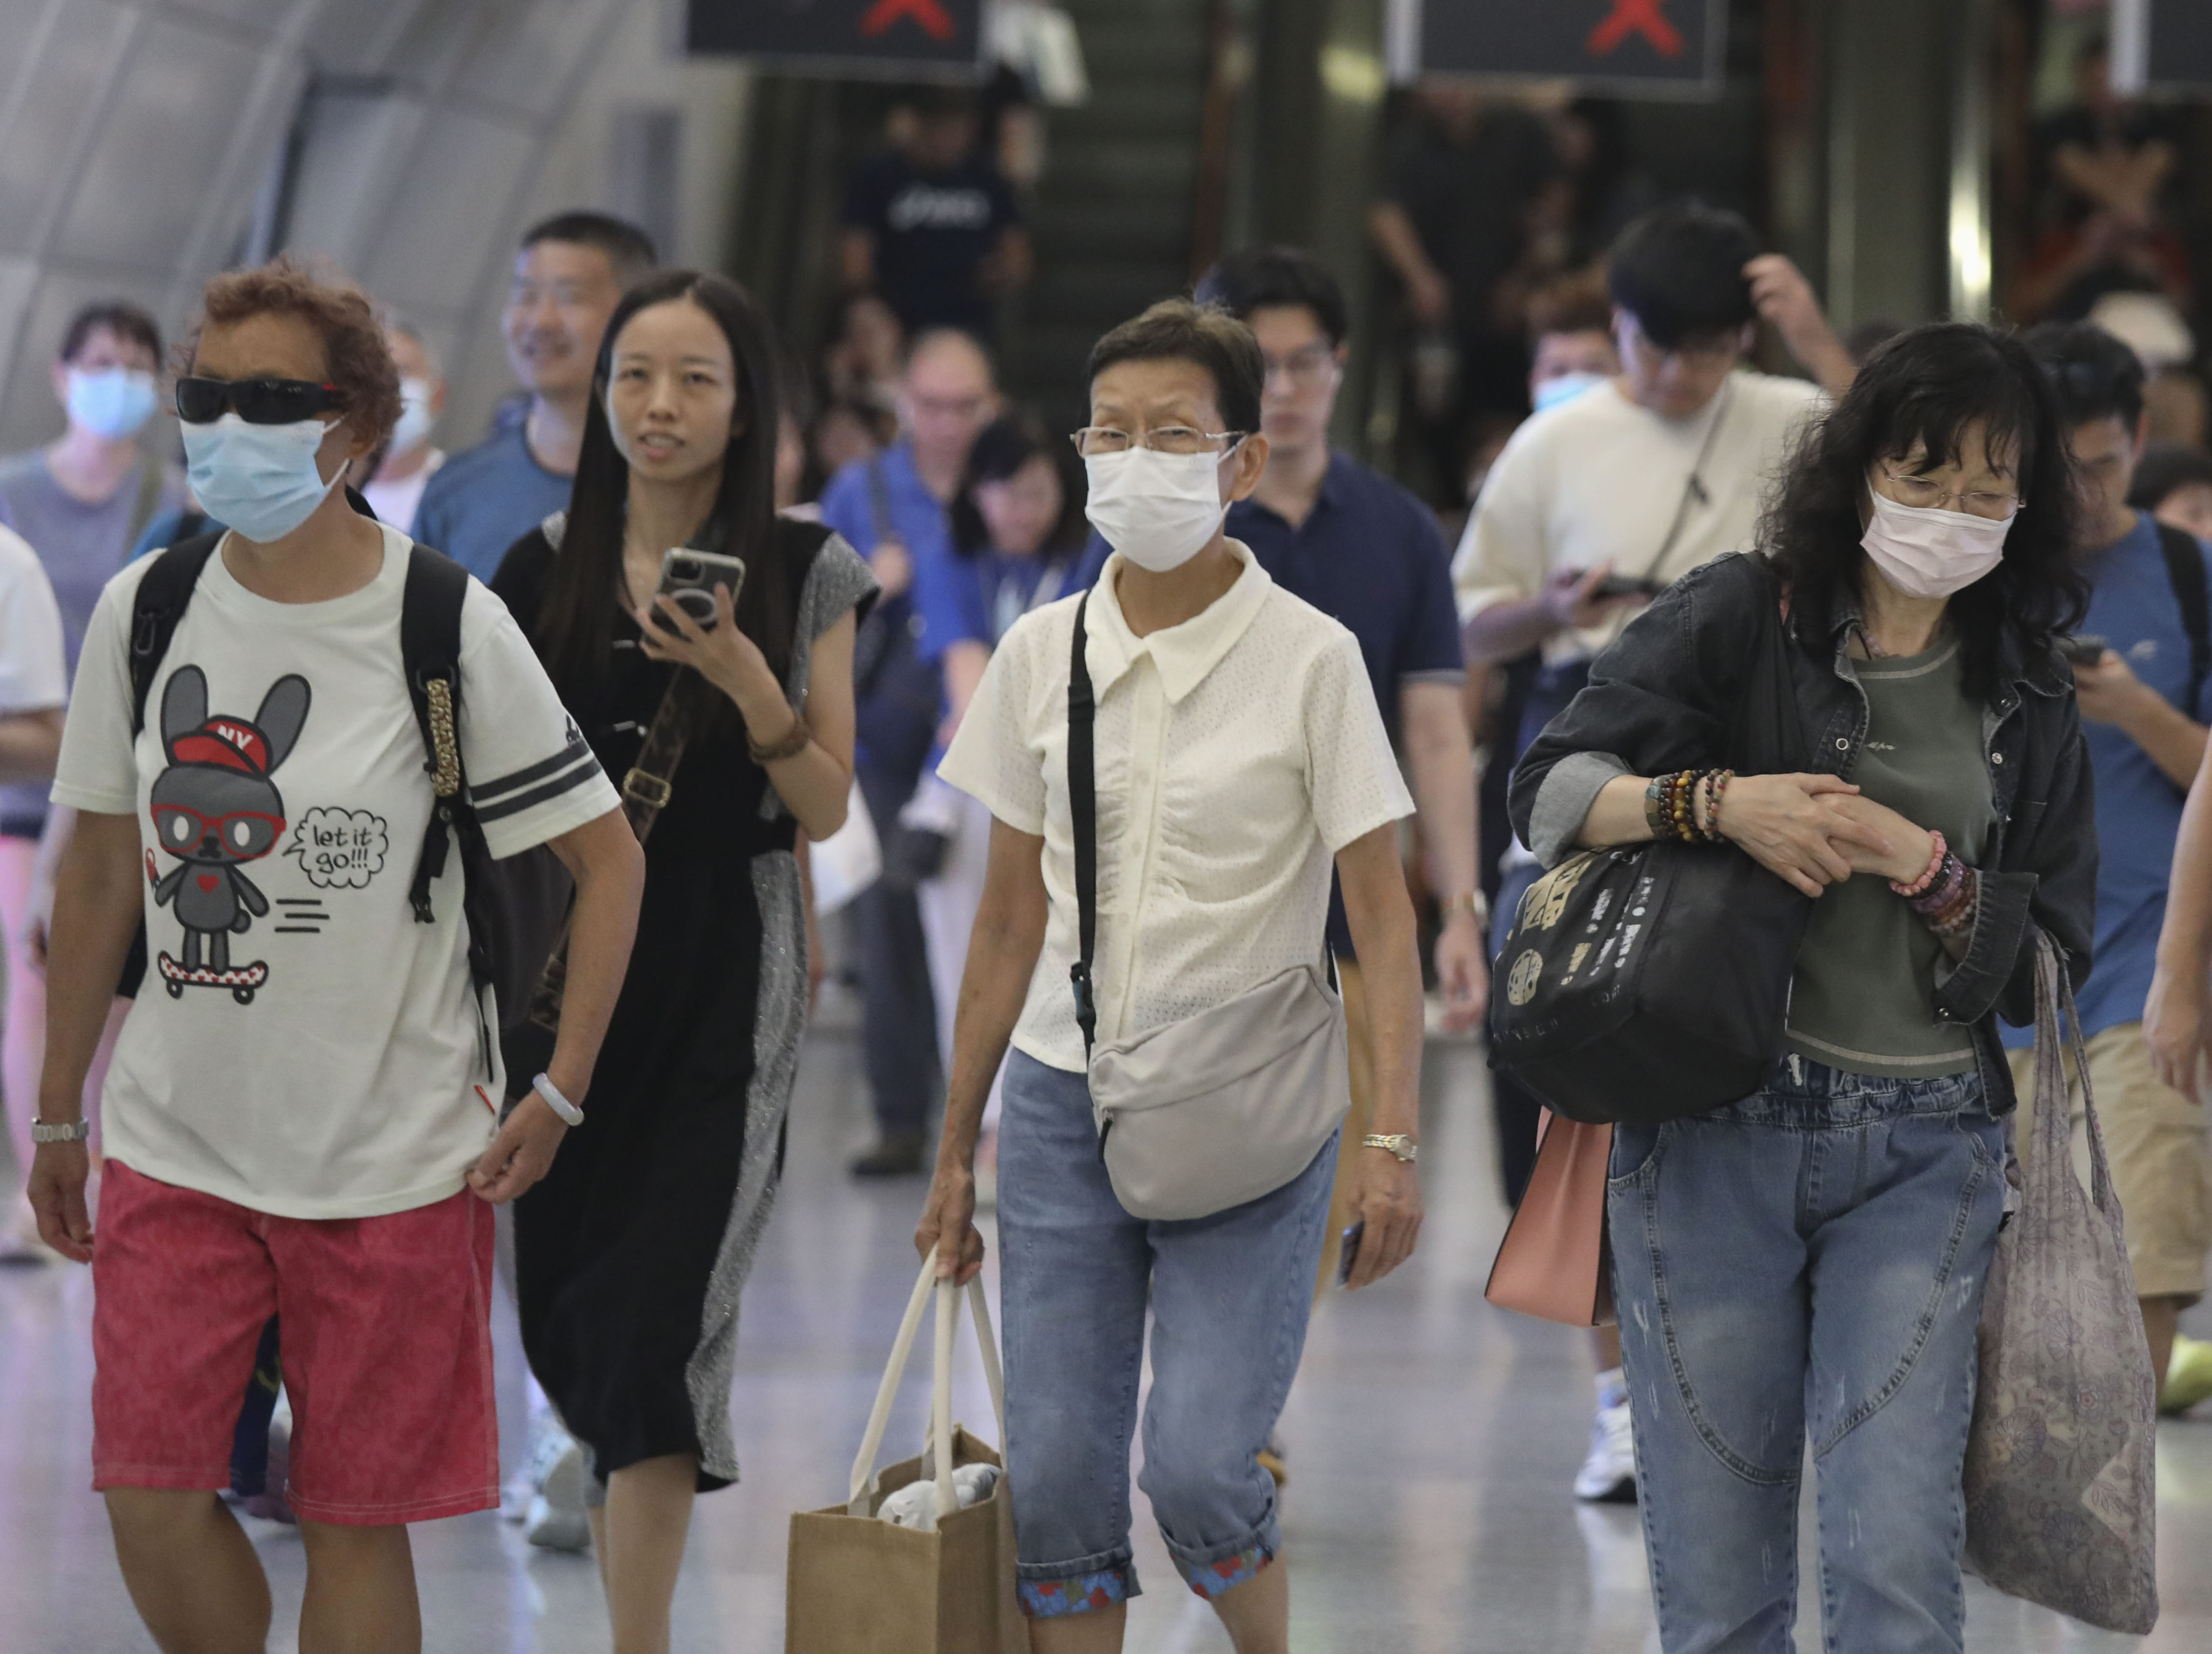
[414, 211, 656, 580]
[2018, 322, 2212, 1406]
[820, 330, 1000, 1176]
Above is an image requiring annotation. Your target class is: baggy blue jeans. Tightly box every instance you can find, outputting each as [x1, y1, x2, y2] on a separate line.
[995, 1049, 1336, 1617]
[1608, 1058, 2006, 1654]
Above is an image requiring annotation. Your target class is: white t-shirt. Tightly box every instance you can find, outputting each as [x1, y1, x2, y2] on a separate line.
[52, 523, 620, 1218]
[1453, 370, 1826, 663]
[0, 523, 67, 713]
[939, 542, 1414, 1073]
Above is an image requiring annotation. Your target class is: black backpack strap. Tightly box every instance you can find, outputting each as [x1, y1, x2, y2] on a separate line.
[1066, 593, 1097, 1059]
[399, 547, 473, 929]
[129, 532, 225, 735]
[2156, 522, 2211, 717]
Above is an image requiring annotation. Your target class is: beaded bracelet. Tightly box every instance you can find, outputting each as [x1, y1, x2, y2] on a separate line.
[1644, 774, 1673, 839]
[1891, 831, 1950, 898]
[1700, 769, 1734, 843]
[1910, 856, 1971, 918]
[1667, 770, 1696, 842]
[1926, 871, 1979, 941]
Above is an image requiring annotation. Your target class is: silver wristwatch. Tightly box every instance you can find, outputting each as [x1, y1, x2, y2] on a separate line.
[31, 1118, 90, 1144]
[1362, 1133, 1418, 1163]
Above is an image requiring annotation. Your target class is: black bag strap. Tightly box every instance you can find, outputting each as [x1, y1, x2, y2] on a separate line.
[1067, 591, 1098, 1059]
[2156, 521, 2210, 717]
[399, 546, 473, 930]
[128, 532, 225, 734]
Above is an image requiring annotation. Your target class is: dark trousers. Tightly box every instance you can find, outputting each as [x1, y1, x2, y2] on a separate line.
[857, 768, 939, 1141]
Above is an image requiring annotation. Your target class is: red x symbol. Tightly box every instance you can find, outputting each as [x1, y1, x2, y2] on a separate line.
[860, 0, 956, 42]
[1588, 0, 1685, 59]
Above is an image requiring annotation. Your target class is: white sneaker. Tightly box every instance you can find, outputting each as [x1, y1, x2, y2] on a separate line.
[1574, 1398, 1637, 1503]
[523, 1440, 592, 1552]
[504, 1415, 577, 1522]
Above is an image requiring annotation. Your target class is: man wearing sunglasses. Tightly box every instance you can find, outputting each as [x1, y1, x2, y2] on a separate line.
[413, 211, 657, 581]
[2022, 322, 2212, 1419]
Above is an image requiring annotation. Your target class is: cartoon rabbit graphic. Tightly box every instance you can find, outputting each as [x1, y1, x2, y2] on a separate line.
[147, 665, 310, 1004]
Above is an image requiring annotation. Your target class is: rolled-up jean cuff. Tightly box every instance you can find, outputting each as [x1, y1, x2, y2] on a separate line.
[1016, 1549, 1137, 1618]
[1169, 1531, 1278, 1600]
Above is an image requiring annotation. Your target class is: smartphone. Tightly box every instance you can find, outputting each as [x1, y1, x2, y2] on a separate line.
[2060, 634, 2108, 667]
[1336, 1221, 1365, 1288]
[653, 548, 747, 631]
[1592, 573, 1664, 601]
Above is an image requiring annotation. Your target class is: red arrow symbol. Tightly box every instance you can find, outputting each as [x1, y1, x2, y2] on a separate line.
[1588, 0, 1685, 60]
[860, 0, 956, 43]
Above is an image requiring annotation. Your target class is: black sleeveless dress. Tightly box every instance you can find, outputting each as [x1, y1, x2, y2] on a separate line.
[495, 514, 875, 1494]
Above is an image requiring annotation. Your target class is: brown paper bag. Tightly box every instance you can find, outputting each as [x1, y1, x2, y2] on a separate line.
[1484, 1108, 1616, 1326]
[786, 1256, 1028, 1653]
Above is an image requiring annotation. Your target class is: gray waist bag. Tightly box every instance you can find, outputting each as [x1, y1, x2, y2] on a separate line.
[1066, 593, 1350, 1221]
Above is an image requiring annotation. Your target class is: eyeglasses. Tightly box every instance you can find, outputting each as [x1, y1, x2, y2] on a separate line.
[1881, 470, 2024, 521]
[1261, 345, 1340, 389]
[174, 376, 343, 426]
[153, 804, 285, 856]
[1071, 427, 1246, 458]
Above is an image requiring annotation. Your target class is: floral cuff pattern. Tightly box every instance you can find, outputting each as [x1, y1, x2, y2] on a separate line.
[1183, 1543, 1273, 1601]
[1019, 1568, 1130, 1618]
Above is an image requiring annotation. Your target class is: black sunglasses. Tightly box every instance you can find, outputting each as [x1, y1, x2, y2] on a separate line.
[174, 375, 344, 426]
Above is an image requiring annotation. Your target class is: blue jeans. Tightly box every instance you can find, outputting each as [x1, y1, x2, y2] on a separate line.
[1608, 1058, 2006, 1654]
[996, 1049, 1336, 1617]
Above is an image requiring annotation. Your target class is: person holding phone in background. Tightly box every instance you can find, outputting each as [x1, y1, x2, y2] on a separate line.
[489, 270, 874, 1654]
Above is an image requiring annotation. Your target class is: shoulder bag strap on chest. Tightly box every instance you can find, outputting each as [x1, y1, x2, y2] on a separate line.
[1067, 593, 1098, 1058]
[2155, 521, 2210, 715]
[128, 532, 225, 735]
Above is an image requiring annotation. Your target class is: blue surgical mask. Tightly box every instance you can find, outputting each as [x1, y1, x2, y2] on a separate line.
[181, 412, 344, 543]
[388, 376, 436, 455]
[66, 367, 159, 440]
[1533, 370, 1607, 414]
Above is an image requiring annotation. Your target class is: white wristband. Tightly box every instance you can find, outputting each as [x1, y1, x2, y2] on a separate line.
[532, 1072, 583, 1127]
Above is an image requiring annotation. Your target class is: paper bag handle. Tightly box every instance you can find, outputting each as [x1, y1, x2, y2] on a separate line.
[846, 1249, 1013, 1525]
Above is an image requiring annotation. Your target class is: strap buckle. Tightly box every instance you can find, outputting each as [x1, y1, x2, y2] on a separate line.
[622, 767, 674, 810]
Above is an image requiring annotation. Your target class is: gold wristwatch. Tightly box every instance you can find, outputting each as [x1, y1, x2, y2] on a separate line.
[1363, 1133, 1418, 1163]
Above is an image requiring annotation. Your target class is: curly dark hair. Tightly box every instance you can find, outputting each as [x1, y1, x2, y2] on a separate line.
[1763, 322, 2087, 701]
[187, 257, 403, 453]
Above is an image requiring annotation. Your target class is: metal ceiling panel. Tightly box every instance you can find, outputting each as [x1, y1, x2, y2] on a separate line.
[0, 0, 131, 256]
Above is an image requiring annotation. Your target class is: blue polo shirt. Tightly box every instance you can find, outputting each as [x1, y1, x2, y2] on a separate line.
[2002, 511, 2212, 1047]
[913, 544, 1080, 660]
[412, 422, 573, 582]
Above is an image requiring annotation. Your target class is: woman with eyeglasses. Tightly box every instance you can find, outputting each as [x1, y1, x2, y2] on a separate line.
[1510, 322, 2096, 1652]
[914, 300, 1425, 1652]
[29, 257, 644, 1654]
[489, 269, 874, 1654]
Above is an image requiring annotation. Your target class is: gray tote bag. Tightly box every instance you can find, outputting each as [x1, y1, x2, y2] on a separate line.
[1064, 594, 1351, 1221]
[1961, 933, 2159, 1634]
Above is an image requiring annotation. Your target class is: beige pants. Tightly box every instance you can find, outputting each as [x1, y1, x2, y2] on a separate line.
[2007, 1020, 2212, 1304]
[1314, 959, 1376, 1299]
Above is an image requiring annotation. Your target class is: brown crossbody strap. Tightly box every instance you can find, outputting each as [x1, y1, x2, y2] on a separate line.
[521, 677, 691, 1034]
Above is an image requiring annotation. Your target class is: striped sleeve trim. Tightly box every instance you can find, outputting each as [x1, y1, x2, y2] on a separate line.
[470, 736, 605, 824]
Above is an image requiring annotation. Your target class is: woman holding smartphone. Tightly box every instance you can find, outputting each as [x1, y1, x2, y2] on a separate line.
[490, 270, 874, 1654]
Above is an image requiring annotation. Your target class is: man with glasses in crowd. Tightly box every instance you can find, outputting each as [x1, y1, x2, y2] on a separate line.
[2021, 322, 2212, 1416]
[1455, 201, 1853, 1504]
[820, 328, 1001, 1177]
[1188, 249, 1486, 1332]
[414, 211, 656, 580]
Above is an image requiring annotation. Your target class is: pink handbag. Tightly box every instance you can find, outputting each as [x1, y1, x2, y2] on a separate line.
[1485, 1110, 1616, 1326]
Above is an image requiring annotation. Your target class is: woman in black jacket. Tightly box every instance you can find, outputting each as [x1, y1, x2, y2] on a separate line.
[1511, 323, 2094, 1653]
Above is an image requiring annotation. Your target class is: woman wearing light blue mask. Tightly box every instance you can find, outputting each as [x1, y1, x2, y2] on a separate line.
[0, 301, 187, 1259]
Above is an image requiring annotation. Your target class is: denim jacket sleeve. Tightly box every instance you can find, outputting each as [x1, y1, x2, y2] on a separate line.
[1932, 687, 2097, 1028]
[1509, 556, 1765, 865]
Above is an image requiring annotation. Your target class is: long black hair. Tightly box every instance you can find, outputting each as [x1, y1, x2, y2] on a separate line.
[1763, 321, 2087, 700]
[948, 409, 1088, 557]
[535, 270, 794, 692]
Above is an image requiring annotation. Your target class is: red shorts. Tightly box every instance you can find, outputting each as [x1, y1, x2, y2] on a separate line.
[91, 1160, 498, 1525]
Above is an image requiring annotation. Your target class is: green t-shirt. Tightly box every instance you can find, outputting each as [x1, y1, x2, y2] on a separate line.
[1783, 638, 1994, 1078]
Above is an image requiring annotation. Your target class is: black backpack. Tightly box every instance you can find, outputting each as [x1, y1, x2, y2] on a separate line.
[2155, 521, 2211, 718]
[122, 530, 568, 1078]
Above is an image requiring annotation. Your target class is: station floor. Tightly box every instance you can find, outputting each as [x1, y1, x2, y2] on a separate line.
[2, 1019, 2209, 1652]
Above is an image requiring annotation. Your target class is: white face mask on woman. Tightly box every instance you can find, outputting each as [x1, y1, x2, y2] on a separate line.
[1083, 446, 1235, 574]
[1859, 487, 2011, 600]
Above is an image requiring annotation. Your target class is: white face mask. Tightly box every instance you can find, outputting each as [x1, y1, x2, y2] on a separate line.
[1859, 487, 2011, 601]
[388, 376, 436, 455]
[1083, 445, 1233, 574]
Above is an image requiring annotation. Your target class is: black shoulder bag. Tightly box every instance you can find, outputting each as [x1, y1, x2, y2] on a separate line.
[1486, 557, 1812, 1126]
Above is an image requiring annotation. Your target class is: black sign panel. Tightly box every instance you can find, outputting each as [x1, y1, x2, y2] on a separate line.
[685, 0, 984, 77]
[2147, 0, 2212, 91]
[1407, 0, 1726, 100]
